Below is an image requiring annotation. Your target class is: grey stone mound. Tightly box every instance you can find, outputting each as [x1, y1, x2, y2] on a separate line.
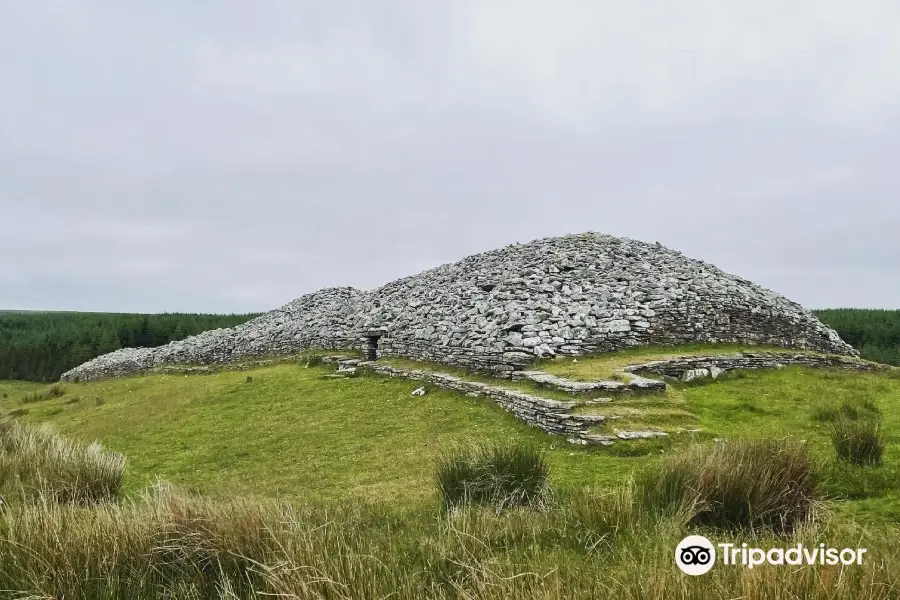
[61, 232, 857, 382]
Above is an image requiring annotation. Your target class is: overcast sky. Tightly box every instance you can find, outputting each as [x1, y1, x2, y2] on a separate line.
[1, 1, 898, 313]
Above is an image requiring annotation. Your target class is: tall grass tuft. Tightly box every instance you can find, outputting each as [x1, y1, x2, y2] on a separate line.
[21, 383, 67, 403]
[435, 442, 549, 511]
[0, 420, 126, 503]
[812, 397, 880, 422]
[831, 416, 884, 465]
[637, 439, 819, 532]
[0, 482, 898, 599]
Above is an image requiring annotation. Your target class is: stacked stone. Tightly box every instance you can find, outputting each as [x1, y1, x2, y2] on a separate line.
[367, 233, 856, 373]
[61, 232, 858, 382]
[625, 352, 889, 381]
[62, 287, 368, 382]
[354, 361, 596, 440]
[512, 370, 666, 393]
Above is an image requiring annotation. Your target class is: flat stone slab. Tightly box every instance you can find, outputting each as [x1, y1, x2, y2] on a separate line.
[578, 434, 617, 445]
[616, 431, 669, 440]
[626, 374, 668, 390]
[517, 370, 625, 392]
[569, 414, 607, 424]
[515, 370, 666, 394]
[681, 368, 710, 382]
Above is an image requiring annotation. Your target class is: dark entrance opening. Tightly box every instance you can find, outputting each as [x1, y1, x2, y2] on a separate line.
[362, 330, 383, 361]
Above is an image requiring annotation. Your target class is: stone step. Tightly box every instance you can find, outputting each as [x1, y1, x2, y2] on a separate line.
[569, 414, 608, 424]
[577, 411, 697, 430]
[568, 429, 670, 446]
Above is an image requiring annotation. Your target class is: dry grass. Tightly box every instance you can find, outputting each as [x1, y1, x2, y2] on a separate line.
[637, 439, 820, 532]
[0, 483, 897, 599]
[0, 423, 896, 599]
[21, 383, 67, 403]
[0, 419, 125, 503]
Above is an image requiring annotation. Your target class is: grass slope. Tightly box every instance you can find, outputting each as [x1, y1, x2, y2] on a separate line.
[4, 348, 900, 598]
[2, 346, 899, 520]
[0, 365, 635, 501]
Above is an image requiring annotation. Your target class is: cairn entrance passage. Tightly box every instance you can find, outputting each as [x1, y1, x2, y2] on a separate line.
[362, 330, 384, 361]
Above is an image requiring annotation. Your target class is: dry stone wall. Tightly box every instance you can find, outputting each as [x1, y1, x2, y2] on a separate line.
[61, 233, 858, 382]
[625, 352, 890, 381]
[62, 288, 367, 381]
[348, 359, 645, 445]
[512, 370, 666, 394]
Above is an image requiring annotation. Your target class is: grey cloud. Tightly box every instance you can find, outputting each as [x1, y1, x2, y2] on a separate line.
[1, 1, 898, 313]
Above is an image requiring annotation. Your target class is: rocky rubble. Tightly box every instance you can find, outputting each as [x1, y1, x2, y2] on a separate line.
[61, 232, 858, 382]
[62, 287, 367, 382]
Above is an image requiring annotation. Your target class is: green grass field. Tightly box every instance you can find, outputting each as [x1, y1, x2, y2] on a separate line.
[3, 346, 900, 598]
[2, 347, 899, 516]
[0, 363, 657, 502]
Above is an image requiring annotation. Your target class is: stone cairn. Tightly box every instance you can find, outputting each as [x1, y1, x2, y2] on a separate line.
[61, 232, 857, 383]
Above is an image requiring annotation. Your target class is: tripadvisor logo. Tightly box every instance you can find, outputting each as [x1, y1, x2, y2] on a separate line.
[675, 536, 868, 575]
[675, 535, 716, 575]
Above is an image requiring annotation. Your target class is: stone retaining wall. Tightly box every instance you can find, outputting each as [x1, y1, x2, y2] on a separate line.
[624, 352, 891, 382]
[332, 353, 893, 445]
[329, 359, 627, 444]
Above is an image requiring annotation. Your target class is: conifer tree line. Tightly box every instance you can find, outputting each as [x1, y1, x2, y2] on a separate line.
[0, 309, 896, 382]
[0, 312, 259, 382]
[813, 309, 900, 367]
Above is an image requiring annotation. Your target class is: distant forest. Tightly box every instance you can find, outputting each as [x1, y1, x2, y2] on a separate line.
[0, 312, 260, 382]
[0, 308, 896, 382]
[813, 309, 900, 367]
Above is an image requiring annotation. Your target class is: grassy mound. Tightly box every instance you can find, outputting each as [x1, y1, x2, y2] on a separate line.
[0, 364, 652, 500]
